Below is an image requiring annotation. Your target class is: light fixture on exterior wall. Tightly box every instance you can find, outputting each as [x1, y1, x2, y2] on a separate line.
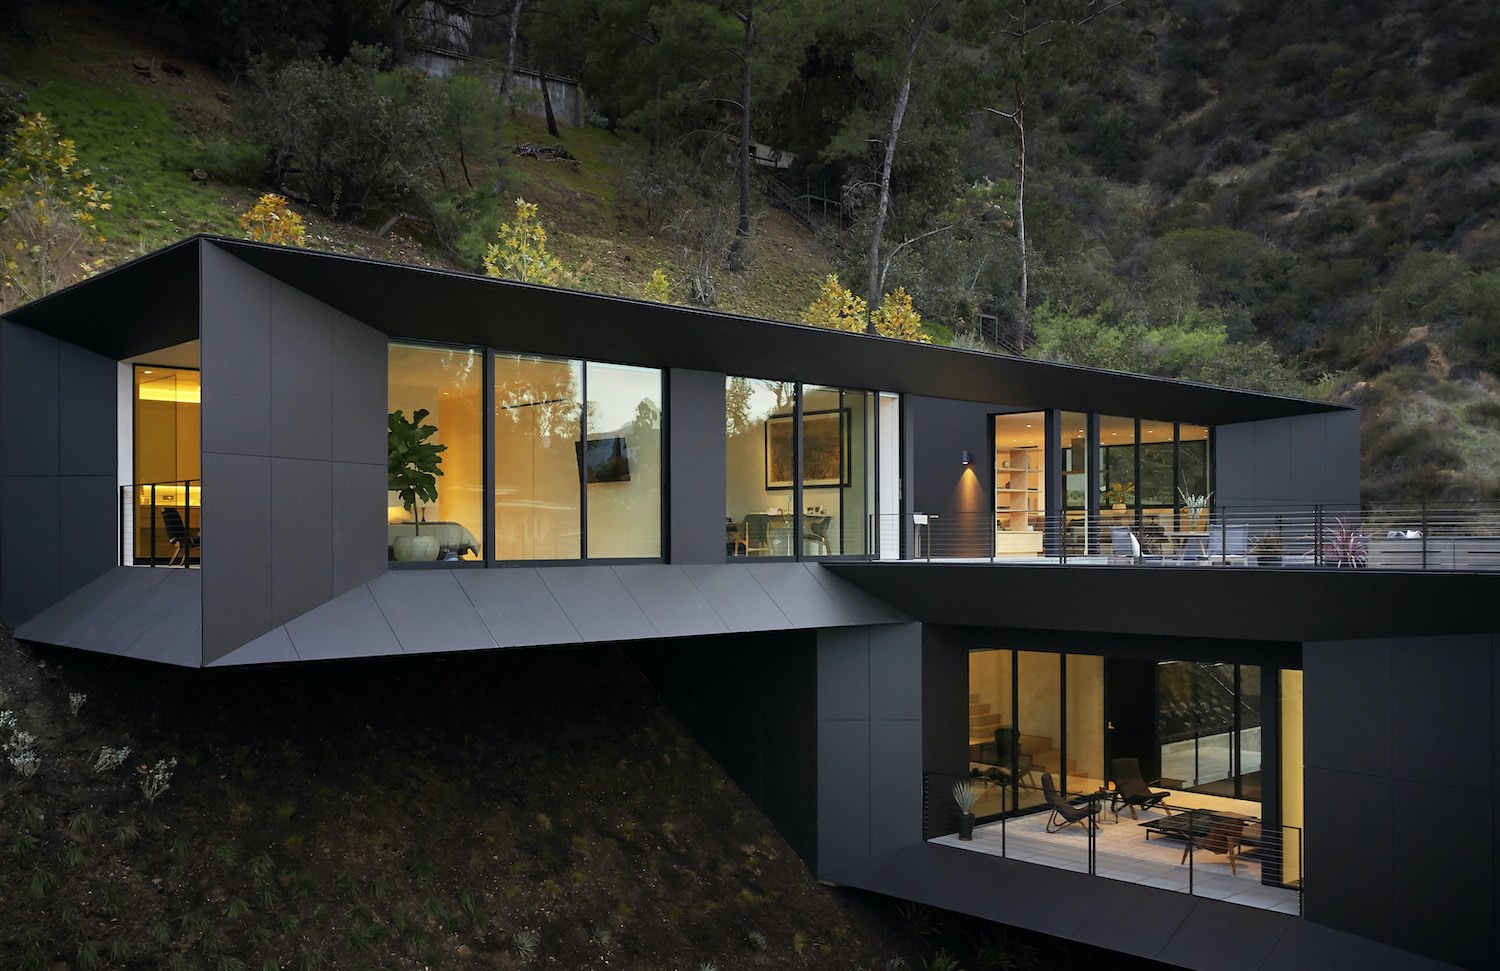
[960, 449, 972, 466]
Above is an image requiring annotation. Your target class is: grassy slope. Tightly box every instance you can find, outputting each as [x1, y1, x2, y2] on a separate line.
[0, 4, 831, 321]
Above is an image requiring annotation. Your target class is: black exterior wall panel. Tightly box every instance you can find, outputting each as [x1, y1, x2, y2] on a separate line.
[270, 457, 334, 624]
[331, 462, 389, 593]
[1216, 411, 1361, 509]
[1391, 634, 1490, 790]
[59, 476, 120, 596]
[817, 716, 871, 871]
[907, 396, 1001, 555]
[535, 565, 656, 642]
[869, 713, 921, 857]
[921, 626, 969, 776]
[666, 368, 727, 564]
[1, 320, 62, 475]
[1250, 415, 1293, 505]
[268, 283, 335, 461]
[450, 569, 582, 647]
[366, 571, 498, 654]
[0, 476, 60, 624]
[1303, 766, 1394, 944]
[58, 340, 117, 476]
[1393, 778, 1492, 969]
[283, 583, 401, 660]
[870, 623, 922, 720]
[681, 563, 793, 630]
[329, 310, 388, 466]
[200, 245, 271, 458]
[1305, 638, 1392, 779]
[201, 452, 273, 662]
[817, 626, 870, 720]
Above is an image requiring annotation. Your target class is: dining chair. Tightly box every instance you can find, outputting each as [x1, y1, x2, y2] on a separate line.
[743, 514, 772, 556]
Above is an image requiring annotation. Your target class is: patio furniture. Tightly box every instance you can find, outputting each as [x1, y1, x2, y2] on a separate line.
[1109, 757, 1171, 819]
[1202, 524, 1250, 565]
[742, 514, 772, 556]
[1041, 771, 1099, 834]
[990, 726, 1037, 786]
[1109, 526, 1140, 564]
[161, 506, 199, 566]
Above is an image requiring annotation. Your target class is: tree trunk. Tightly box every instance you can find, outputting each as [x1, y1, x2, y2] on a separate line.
[495, 0, 522, 178]
[729, 6, 755, 270]
[389, 0, 412, 65]
[1014, 80, 1028, 337]
[866, 0, 942, 333]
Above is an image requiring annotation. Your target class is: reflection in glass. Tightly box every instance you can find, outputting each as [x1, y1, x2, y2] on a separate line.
[1157, 660, 1261, 801]
[967, 649, 1016, 818]
[585, 362, 662, 558]
[1017, 651, 1061, 806]
[1061, 411, 1089, 554]
[802, 385, 874, 556]
[1066, 654, 1104, 790]
[494, 353, 582, 560]
[726, 377, 796, 556]
[993, 412, 1045, 557]
[388, 344, 485, 561]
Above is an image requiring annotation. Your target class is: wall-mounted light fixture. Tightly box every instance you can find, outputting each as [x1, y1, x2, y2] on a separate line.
[960, 449, 972, 466]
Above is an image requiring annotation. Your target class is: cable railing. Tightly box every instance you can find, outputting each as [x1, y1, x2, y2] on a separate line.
[924, 770, 1302, 915]
[120, 480, 200, 567]
[868, 503, 1500, 571]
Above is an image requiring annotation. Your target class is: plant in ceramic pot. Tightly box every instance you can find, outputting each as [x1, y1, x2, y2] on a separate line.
[1104, 480, 1134, 510]
[953, 779, 979, 840]
[388, 408, 446, 561]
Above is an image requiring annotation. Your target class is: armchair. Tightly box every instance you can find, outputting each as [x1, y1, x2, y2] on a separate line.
[1041, 771, 1099, 834]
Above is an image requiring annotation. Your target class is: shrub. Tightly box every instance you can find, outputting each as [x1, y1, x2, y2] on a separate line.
[801, 274, 867, 333]
[240, 193, 306, 246]
[483, 199, 566, 285]
[244, 45, 442, 219]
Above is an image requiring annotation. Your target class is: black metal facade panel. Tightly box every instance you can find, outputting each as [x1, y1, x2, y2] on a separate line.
[816, 627, 871, 720]
[536, 565, 659, 642]
[451, 569, 582, 648]
[609, 565, 730, 638]
[869, 716, 922, 859]
[329, 312, 387, 467]
[829, 562, 1500, 642]
[331, 462, 389, 594]
[269, 283, 335, 461]
[680, 563, 793, 630]
[201, 245, 272, 459]
[908, 395, 999, 523]
[666, 368, 728, 564]
[58, 340, 117, 477]
[58, 476, 118, 597]
[14, 567, 202, 668]
[1303, 766, 1393, 945]
[803, 564, 910, 625]
[283, 583, 401, 661]
[201, 452, 273, 663]
[1392, 634, 1491, 791]
[207, 625, 299, 667]
[0, 475, 59, 626]
[0, 321, 61, 475]
[365, 571, 499, 655]
[815, 716, 871, 874]
[743, 563, 857, 628]
[920, 626, 970, 774]
[270, 457, 334, 624]
[1393, 778, 1492, 968]
[1215, 411, 1361, 508]
[1305, 638, 1394, 779]
[869, 623, 923, 720]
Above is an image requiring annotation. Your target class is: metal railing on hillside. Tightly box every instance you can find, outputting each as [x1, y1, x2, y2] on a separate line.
[869, 503, 1500, 571]
[120, 480, 200, 567]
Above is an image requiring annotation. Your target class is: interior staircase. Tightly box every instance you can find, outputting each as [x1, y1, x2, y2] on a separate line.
[969, 692, 1074, 776]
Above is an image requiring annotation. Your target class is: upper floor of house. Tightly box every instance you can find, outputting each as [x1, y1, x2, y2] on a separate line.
[0, 236, 1366, 664]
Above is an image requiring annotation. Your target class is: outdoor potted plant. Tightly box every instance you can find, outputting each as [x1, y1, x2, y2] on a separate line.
[953, 779, 978, 840]
[1250, 527, 1284, 566]
[388, 408, 447, 561]
[1178, 488, 1212, 530]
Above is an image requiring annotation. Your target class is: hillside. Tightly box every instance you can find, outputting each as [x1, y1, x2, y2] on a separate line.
[0, 632, 925, 970]
[0, 1, 831, 321]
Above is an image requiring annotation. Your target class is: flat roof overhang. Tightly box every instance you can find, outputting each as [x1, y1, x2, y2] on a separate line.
[827, 562, 1500, 643]
[3, 235, 1348, 427]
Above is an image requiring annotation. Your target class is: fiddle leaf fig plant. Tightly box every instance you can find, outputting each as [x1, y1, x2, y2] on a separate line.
[388, 408, 446, 533]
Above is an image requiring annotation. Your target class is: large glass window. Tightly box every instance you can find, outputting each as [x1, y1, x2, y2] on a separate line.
[994, 412, 1045, 557]
[133, 363, 201, 564]
[802, 385, 874, 556]
[494, 353, 583, 561]
[389, 344, 485, 561]
[726, 377, 796, 556]
[1060, 411, 1089, 554]
[1157, 660, 1261, 799]
[584, 362, 662, 558]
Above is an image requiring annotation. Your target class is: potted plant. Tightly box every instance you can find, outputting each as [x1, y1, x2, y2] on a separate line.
[388, 408, 447, 561]
[1104, 481, 1134, 510]
[1250, 527, 1283, 566]
[1178, 488, 1212, 530]
[953, 779, 979, 840]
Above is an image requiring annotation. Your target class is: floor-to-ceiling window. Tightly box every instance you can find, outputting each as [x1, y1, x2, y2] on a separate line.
[132, 362, 200, 563]
[584, 362, 662, 559]
[726, 378, 884, 558]
[968, 648, 1106, 817]
[994, 412, 1045, 557]
[1157, 660, 1261, 799]
[493, 353, 583, 561]
[1061, 411, 1090, 554]
[389, 343, 485, 561]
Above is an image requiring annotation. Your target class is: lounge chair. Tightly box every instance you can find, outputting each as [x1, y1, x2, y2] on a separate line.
[1109, 757, 1170, 819]
[990, 726, 1037, 787]
[1041, 771, 1099, 834]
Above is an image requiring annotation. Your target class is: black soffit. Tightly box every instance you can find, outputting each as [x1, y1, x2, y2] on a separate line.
[6, 235, 1345, 426]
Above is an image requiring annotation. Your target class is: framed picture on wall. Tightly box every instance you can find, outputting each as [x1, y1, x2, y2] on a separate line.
[765, 409, 850, 489]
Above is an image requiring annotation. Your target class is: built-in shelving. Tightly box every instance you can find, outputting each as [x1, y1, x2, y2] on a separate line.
[995, 446, 1043, 555]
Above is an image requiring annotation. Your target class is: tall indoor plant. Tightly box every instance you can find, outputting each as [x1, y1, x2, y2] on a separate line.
[388, 408, 446, 561]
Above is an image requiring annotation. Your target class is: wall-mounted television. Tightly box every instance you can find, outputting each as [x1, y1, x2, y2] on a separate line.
[576, 436, 632, 483]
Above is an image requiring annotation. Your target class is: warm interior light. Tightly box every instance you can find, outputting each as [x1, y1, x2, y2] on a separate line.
[960, 449, 972, 466]
[137, 384, 201, 404]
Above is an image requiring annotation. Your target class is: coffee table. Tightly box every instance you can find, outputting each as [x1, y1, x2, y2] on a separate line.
[1140, 808, 1256, 845]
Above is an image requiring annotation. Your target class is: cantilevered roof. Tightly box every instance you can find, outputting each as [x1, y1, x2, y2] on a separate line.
[3, 235, 1347, 426]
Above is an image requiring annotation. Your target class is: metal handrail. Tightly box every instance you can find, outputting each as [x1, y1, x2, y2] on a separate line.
[120, 479, 200, 568]
[867, 503, 1500, 571]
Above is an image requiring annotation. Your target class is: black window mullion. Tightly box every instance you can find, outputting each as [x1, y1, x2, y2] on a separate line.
[483, 350, 495, 565]
[579, 363, 589, 560]
[793, 383, 803, 558]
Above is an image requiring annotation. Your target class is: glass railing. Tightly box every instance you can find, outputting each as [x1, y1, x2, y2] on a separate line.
[119, 480, 200, 567]
[924, 770, 1301, 915]
[868, 502, 1500, 571]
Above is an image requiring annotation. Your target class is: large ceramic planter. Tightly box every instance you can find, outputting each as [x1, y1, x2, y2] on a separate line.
[393, 534, 439, 562]
[958, 812, 975, 841]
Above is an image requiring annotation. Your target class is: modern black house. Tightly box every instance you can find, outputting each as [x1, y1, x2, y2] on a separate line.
[2, 235, 1492, 970]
